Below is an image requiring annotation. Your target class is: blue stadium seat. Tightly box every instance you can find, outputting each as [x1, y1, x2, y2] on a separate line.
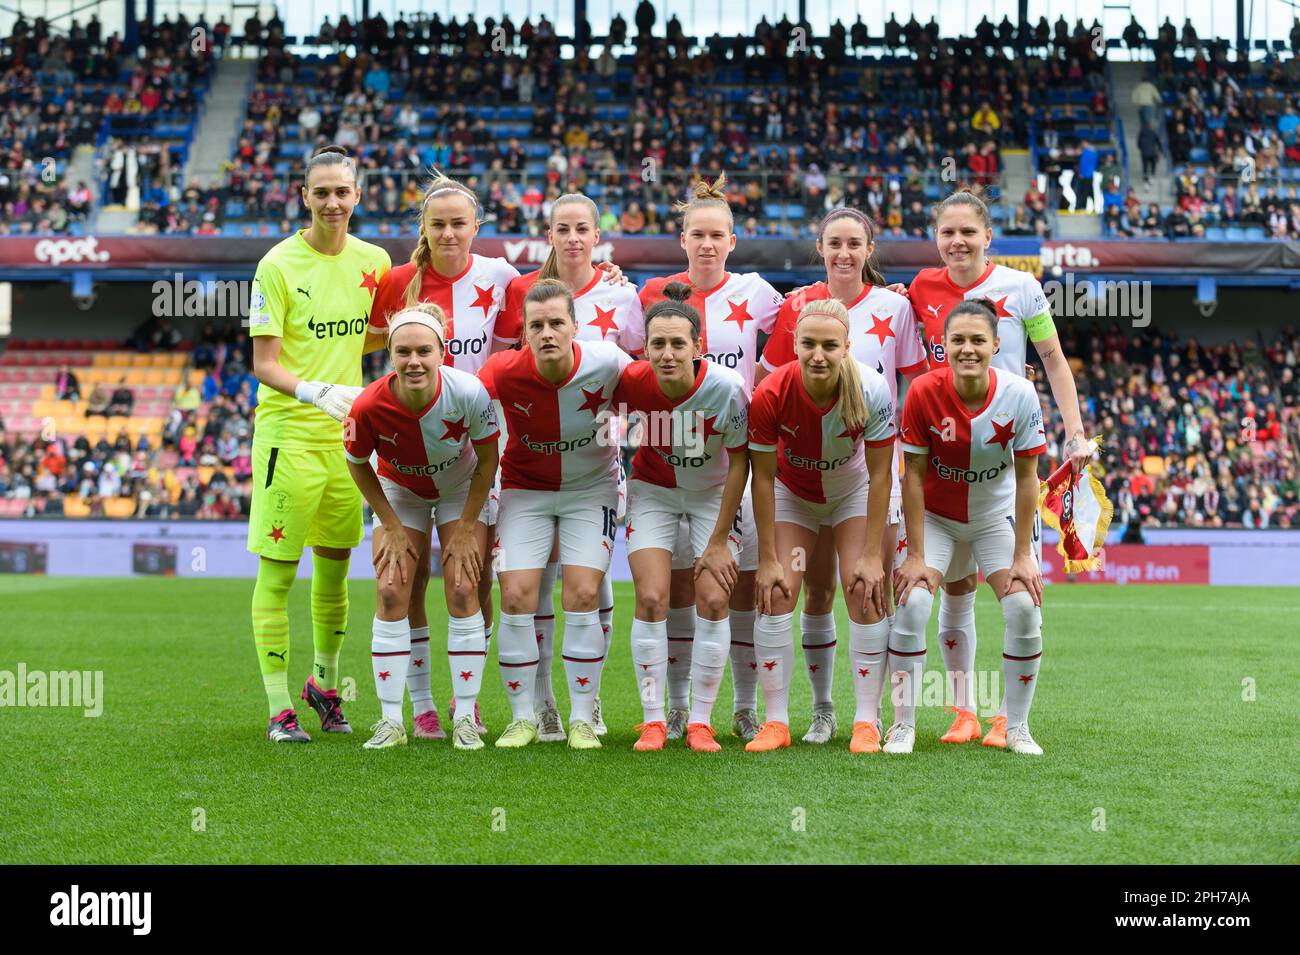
[1244, 227, 1265, 241]
[1204, 227, 1226, 240]
[1225, 226, 1246, 240]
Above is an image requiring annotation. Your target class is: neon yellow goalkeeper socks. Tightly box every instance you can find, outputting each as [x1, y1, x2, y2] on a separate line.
[252, 557, 298, 716]
[310, 552, 350, 691]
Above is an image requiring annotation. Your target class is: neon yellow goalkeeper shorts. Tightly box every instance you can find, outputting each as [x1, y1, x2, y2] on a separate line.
[247, 439, 364, 559]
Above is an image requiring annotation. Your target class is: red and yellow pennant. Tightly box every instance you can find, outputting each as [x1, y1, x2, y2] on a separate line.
[1039, 440, 1114, 573]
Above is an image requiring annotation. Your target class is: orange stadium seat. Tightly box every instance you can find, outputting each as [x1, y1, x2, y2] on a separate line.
[1142, 456, 1167, 476]
[150, 353, 171, 367]
[61, 497, 90, 518]
[103, 497, 137, 518]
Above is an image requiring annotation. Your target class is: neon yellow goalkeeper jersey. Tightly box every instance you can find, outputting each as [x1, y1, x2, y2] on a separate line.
[248, 230, 391, 449]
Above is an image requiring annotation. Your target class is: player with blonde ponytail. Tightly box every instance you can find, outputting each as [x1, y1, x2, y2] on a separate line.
[367, 170, 520, 740]
[746, 299, 897, 753]
[640, 173, 784, 742]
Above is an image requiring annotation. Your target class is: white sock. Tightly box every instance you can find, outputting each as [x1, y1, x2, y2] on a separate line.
[888, 588, 933, 727]
[406, 624, 435, 717]
[666, 605, 694, 710]
[371, 616, 411, 725]
[729, 609, 758, 711]
[448, 614, 486, 717]
[754, 611, 794, 725]
[938, 590, 977, 713]
[688, 614, 731, 725]
[849, 618, 890, 725]
[1000, 591, 1043, 727]
[533, 562, 558, 705]
[561, 609, 605, 723]
[631, 616, 668, 723]
[497, 611, 538, 721]
[800, 611, 837, 707]
[598, 572, 614, 676]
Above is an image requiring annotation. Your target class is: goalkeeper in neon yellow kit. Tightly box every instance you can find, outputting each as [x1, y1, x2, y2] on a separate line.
[247, 145, 392, 741]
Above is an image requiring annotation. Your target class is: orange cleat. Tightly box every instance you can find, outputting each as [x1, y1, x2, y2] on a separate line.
[686, 722, 722, 752]
[848, 721, 882, 753]
[940, 707, 982, 744]
[744, 721, 791, 752]
[632, 721, 668, 751]
[982, 715, 1008, 749]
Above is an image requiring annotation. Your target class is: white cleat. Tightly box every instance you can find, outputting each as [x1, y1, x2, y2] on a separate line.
[1005, 723, 1044, 755]
[665, 707, 689, 740]
[452, 715, 485, 751]
[362, 717, 408, 749]
[535, 700, 566, 742]
[882, 721, 916, 754]
[802, 703, 837, 744]
[593, 696, 608, 736]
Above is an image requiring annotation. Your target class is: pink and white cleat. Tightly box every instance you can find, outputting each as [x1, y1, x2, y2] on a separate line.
[449, 697, 488, 736]
[412, 709, 447, 740]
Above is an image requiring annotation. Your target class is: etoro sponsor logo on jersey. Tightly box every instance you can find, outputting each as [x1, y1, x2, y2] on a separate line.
[785, 449, 855, 472]
[389, 456, 464, 478]
[520, 427, 601, 454]
[447, 331, 488, 357]
[308, 314, 368, 339]
[931, 457, 1010, 483]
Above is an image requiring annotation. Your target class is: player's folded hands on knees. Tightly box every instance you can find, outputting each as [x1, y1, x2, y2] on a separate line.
[1005, 554, 1043, 607]
[442, 527, 481, 588]
[374, 529, 419, 587]
[848, 555, 886, 618]
[893, 554, 937, 606]
[695, 540, 738, 592]
[756, 559, 791, 615]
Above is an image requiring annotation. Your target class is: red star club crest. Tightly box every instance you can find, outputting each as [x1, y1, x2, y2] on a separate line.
[578, 385, 608, 416]
[575, 676, 590, 687]
[896, 536, 908, 554]
[989, 295, 1013, 318]
[625, 522, 635, 537]
[808, 664, 820, 673]
[725, 298, 752, 330]
[459, 670, 474, 681]
[944, 638, 957, 649]
[763, 660, 777, 671]
[696, 413, 722, 443]
[858, 668, 870, 677]
[440, 416, 469, 441]
[749, 662, 758, 670]
[378, 671, 391, 681]
[640, 663, 650, 671]
[267, 523, 286, 543]
[987, 418, 1016, 450]
[471, 284, 496, 316]
[867, 313, 894, 346]
[507, 680, 521, 691]
[668, 656, 677, 665]
[588, 305, 619, 339]
[359, 269, 379, 294]
[1019, 674, 1035, 685]
[413, 658, 424, 667]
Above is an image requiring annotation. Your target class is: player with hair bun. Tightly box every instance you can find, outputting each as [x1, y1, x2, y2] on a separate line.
[477, 279, 633, 750]
[247, 145, 391, 743]
[891, 299, 1048, 755]
[907, 187, 1088, 748]
[746, 299, 897, 754]
[367, 170, 519, 740]
[343, 303, 500, 751]
[640, 173, 784, 742]
[497, 191, 642, 742]
[757, 206, 928, 743]
[613, 283, 750, 752]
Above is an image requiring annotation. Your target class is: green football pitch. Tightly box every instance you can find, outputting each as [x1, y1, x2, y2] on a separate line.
[2, 577, 1297, 864]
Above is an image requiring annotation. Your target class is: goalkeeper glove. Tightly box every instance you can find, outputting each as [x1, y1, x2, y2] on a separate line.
[295, 380, 362, 422]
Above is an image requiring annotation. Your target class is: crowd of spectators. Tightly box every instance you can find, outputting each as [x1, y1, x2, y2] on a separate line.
[1047, 321, 1300, 529]
[176, 12, 1123, 240]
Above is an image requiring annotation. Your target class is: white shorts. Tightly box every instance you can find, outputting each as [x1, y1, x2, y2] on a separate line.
[925, 511, 1017, 581]
[668, 491, 758, 572]
[378, 476, 490, 534]
[942, 507, 1042, 582]
[774, 478, 868, 532]
[616, 464, 628, 522]
[629, 480, 742, 563]
[496, 486, 619, 572]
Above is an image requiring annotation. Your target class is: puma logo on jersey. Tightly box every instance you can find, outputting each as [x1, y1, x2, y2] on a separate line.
[926, 304, 941, 317]
[376, 433, 398, 445]
[513, 401, 534, 416]
[296, 287, 312, 299]
[779, 423, 800, 437]
[929, 425, 948, 439]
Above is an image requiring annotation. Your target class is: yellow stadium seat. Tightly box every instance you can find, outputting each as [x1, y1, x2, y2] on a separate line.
[188, 370, 205, 387]
[39, 384, 56, 398]
[62, 496, 90, 518]
[124, 370, 147, 386]
[1142, 455, 1166, 476]
[104, 497, 137, 518]
[31, 400, 54, 417]
[131, 353, 152, 368]
[53, 400, 75, 418]
[150, 353, 171, 367]
[169, 353, 187, 368]
[197, 465, 216, 486]
[93, 354, 115, 368]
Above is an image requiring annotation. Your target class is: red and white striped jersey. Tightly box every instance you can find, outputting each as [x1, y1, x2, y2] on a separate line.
[759, 282, 928, 407]
[497, 269, 645, 354]
[640, 271, 783, 394]
[908, 262, 1054, 378]
[749, 359, 895, 504]
[368, 254, 521, 374]
[343, 367, 499, 500]
[899, 366, 1046, 523]
[478, 340, 633, 492]
[613, 359, 748, 491]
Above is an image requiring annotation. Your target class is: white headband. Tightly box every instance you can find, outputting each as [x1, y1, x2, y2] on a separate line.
[387, 309, 445, 347]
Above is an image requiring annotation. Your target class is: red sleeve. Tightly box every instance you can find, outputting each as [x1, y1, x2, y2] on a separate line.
[496, 276, 528, 343]
[760, 298, 798, 370]
[369, 266, 409, 332]
[477, 352, 501, 400]
[748, 377, 779, 450]
[899, 377, 932, 452]
[343, 388, 377, 461]
[613, 360, 652, 411]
